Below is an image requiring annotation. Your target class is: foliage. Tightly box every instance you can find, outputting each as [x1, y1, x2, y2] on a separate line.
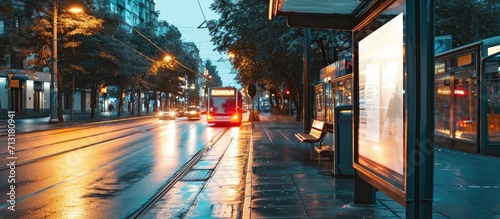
[208, 0, 351, 118]
[204, 59, 222, 87]
[436, 0, 500, 47]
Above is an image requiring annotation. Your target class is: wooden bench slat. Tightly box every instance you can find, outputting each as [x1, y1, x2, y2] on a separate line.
[295, 120, 328, 161]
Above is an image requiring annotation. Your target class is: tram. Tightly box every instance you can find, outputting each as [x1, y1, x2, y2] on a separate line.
[314, 57, 353, 132]
[206, 87, 243, 125]
[435, 36, 500, 155]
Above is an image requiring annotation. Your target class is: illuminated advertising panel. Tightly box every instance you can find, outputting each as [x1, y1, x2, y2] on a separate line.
[358, 12, 405, 188]
[210, 88, 235, 96]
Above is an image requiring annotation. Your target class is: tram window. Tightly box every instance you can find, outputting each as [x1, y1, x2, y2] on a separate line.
[457, 53, 473, 67]
[487, 71, 500, 142]
[453, 70, 477, 141]
[315, 85, 325, 121]
[344, 78, 352, 105]
[325, 83, 333, 123]
[435, 69, 451, 136]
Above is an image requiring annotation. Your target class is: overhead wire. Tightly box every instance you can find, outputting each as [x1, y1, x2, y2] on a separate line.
[130, 25, 202, 76]
[197, 0, 207, 21]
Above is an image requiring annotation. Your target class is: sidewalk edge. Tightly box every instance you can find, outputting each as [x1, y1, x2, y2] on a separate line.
[242, 124, 254, 219]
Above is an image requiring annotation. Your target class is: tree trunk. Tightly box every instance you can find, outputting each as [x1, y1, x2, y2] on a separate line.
[70, 77, 74, 120]
[153, 90, 158, 112]
[137, 87, 141, 116]
[130, 87, 135, 116]
[145, 93, 150, 114]
[296, 92, 302, 121]
[57, 70, 64, 122]
[158, 92, 163, 111]
[118, 87, 124, 117]
[90, 83, 98, 118]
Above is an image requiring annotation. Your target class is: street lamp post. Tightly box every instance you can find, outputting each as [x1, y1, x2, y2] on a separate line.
[49, 1, 59, 124]
[203, 68, 208, 106]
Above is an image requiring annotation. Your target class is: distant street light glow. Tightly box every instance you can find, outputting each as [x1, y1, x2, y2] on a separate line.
[68, 7, 83, 13]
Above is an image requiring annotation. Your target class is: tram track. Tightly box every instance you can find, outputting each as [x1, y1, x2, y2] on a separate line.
[129, 127, 230, 219]
[0, 119, 184, 171]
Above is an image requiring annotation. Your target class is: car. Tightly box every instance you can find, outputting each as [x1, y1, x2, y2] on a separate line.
[159, 109, 176, 120]
[174, 108, 185, 117]
[185, 106, 202, 120]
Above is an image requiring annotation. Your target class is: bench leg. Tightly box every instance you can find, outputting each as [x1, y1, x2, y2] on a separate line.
[318, 150, 322, 166]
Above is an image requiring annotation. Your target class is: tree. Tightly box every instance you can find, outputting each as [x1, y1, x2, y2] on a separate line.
[87, 10, 138, 117]
[204, 59, 222, 87]
[436, 0, 500, 47]
[146, 22, 202, 110]
[208, 0, 350, 119]
[3, 0, 103, 121]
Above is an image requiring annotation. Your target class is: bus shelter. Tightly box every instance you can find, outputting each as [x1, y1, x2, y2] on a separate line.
[269, 0, 435, 218]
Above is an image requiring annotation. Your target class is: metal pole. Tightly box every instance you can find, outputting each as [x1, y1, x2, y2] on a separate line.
[49, 1, 59, 124]
[251, 97, 254, 127]
[303, 28, 312, 132]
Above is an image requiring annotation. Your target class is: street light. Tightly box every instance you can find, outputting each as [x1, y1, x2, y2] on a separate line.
[48, 1, 58, 123]
[49, 2, 82, 124]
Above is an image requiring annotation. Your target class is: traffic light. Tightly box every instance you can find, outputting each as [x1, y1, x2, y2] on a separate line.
[285, 89, 290, 95]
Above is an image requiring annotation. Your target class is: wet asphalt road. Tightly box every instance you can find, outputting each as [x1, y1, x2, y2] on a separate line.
[0, 116, 232, 218]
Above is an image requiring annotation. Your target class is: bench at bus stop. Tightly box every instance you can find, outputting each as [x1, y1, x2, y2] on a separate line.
[295, 120, 330, 161]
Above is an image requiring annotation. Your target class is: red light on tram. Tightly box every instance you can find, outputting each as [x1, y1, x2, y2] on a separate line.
[232, 114, 239, 120]
[454, 89, 466, 96]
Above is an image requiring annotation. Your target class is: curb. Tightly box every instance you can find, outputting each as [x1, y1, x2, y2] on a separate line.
[242, 122, 254, 219]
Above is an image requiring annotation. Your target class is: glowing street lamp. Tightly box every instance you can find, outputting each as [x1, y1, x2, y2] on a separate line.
[164, 55, 173, 62]
[49, 2, 82, 124]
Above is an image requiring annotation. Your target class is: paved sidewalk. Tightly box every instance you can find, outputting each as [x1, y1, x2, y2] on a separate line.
[245, 113, 500, 219]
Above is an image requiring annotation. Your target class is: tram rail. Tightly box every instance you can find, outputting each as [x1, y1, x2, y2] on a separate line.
[129, 127, 230, 218]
